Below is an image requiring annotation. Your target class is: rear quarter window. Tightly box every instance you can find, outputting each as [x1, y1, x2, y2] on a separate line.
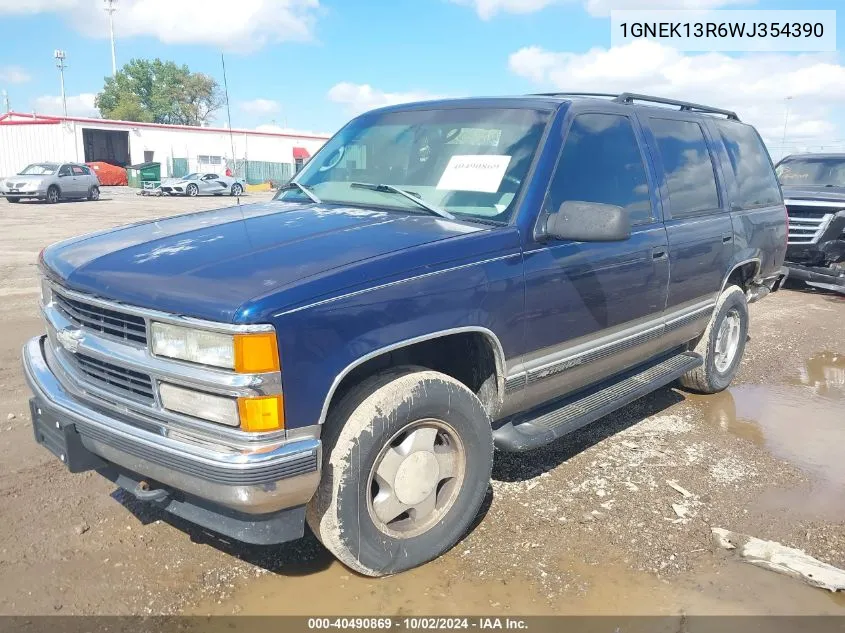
[716, 121, 781, 210]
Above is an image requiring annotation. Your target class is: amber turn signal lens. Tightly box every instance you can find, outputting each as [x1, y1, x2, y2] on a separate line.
[234, 332, 280, 373]
[238, 394, 284, 432]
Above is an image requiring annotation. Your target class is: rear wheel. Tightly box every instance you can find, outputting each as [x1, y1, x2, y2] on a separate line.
[231, 183, 243, 196]
[87, 185, 100, 201]
[186, 184, 198, 197]
[678, 285, 749, 394]
[307, 367, 493, 576]
[46, 186, 60, 204]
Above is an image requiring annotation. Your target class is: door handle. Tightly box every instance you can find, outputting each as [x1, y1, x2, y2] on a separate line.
[722, 233, 733, 243]
[652, 247, 668, 260]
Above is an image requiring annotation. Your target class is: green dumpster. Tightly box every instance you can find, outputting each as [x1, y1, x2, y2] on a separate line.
[126, 162, 161, 188]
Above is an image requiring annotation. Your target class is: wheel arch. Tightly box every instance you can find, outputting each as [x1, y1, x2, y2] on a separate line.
[319, 326, 507, 426]
[720, 258, 761, 294]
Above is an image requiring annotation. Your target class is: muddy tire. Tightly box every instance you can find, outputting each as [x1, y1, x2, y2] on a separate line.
[678, 285, 749, 394]
[306, 367, 493, 576]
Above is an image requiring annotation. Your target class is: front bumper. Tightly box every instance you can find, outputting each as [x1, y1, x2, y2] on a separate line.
[23, 336, 321, 539]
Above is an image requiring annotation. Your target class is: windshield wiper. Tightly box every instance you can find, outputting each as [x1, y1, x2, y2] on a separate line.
[277, 181, 321, 204]
[350, 182, 455, 220]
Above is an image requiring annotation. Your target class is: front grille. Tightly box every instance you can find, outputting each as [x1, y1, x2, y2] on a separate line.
[67, 351, 155, 403]
[786, 205, 838, 245]
[54, 290, 147, 344]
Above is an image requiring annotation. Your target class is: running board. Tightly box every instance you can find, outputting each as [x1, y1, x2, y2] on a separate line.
[493, 351, 702, 452]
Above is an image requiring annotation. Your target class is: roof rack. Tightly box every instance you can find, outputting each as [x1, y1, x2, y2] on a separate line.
[531, 92, 619, 99]
[613, 93, 740, 120]
[529, 92, 740, 121]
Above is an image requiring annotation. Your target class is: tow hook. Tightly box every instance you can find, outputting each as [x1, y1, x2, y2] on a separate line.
[133, 479, 170, 503]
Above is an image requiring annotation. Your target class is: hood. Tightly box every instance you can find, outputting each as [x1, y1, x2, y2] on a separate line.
[42, 201, 489, 323]
[3, 175, 49, 186]
[782, 185, 845, 204]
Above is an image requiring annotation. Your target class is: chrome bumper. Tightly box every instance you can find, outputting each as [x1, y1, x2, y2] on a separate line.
[23, 336, 321, 514]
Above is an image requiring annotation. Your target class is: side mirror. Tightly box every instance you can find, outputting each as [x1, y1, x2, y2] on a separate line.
[544, 201, 631, 242]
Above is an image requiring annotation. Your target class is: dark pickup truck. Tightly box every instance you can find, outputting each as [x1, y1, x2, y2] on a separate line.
[23, 93, 787, 576]
[776, 153, 845, 293]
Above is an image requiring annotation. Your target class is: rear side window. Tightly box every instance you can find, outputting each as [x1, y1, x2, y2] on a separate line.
[649, 118, 720, 217]
[716, 121, 781, 209]
[71, 166, 85, 176]
[545, 113, 652, 225]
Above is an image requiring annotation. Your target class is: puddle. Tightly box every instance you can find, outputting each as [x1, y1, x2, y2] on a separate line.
[698, 351, 845, 519]
[189, 550, 845, 616]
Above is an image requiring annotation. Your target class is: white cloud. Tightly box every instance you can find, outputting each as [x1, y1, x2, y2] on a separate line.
[450, 0, 748, 19]
[0, 0, 321, 52]
[0, 65, 30, 83]
[327, 82, 445, 115]
[240, 98, 281, 116]
[33, 93, 99, 118]
[509, 41, 845, 155]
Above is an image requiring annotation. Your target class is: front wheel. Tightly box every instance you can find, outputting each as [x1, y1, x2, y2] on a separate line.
[6, 197, 20, 204]
[307, 367, 493, 576]
[230, 183, 243, 197]
[46, 186, 60, 204]
[678, 284, 749, 394]
[186, 184, 198, 197]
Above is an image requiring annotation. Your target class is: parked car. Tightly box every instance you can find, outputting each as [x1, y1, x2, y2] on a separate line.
[159, 172, 245, 197]
[23, 93, 787, 576]
[775, 153, 845, 293]
[0, 162, 100, 203]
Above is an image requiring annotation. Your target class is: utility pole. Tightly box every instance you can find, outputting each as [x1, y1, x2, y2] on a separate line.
[54, 50, 67, 118]
[1, 90, 9, 113]
[104, 0, 118, 76]
[781, 95, 793, 160]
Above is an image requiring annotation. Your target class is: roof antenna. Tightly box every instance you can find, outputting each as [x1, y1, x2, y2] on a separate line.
[220, 52, 240, 207]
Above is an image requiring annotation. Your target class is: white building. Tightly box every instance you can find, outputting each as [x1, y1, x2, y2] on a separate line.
[0, 111, 330, 182]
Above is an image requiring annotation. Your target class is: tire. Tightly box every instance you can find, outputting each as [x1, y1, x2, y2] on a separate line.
[678, 285, 749, 394]
[186, 184, 198, 197]
[46, 186, 60, 204]
[307, 367, 493, 576]
[87, 185, 100, 201]
[6, 197, 20, 204]
[231, 183, 243, 197]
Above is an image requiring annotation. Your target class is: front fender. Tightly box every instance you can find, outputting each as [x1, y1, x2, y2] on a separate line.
[271, 250, 525, 430]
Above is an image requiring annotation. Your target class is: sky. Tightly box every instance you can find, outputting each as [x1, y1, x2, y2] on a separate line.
[0, 0, 843, 157]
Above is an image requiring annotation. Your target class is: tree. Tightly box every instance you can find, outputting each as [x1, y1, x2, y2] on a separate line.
[95, 59, 223, 126]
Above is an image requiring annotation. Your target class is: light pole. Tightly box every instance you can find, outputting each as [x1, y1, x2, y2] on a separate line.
[781, 96, 793, 159]
[54, 50, 67, 118]
[104, 0, 118, 76]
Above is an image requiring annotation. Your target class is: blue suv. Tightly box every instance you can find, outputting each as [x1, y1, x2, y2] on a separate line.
[24, 93, 787, 576]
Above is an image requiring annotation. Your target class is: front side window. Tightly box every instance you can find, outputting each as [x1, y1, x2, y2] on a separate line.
[281, 107, 552, 223]
[544, 113, 652, 225]
[58, 165, 72, 177]
[649, 118, 720, 217]
[776, 157, 845, 187]
[717, 121, 782, 209]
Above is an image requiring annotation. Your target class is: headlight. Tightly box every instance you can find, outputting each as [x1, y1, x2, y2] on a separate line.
[159, 382, 239, 426]
[150, 322, 280, 373]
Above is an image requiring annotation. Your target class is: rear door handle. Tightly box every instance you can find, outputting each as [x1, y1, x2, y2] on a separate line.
[652, 247, 668, 260]
[722, 233, 733, 243]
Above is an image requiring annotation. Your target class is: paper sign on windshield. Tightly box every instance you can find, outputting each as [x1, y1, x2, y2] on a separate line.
[436, 155, 512, 193]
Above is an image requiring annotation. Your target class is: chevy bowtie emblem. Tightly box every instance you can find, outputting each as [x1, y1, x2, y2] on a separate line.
[56, 328, 84, 354]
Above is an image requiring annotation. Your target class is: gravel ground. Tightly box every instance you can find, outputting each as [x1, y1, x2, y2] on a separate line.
[0, 189, 843, 616]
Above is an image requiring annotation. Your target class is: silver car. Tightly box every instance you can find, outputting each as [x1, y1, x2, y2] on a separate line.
[0, 162, 101, 204]
[159, 172, 246, 197]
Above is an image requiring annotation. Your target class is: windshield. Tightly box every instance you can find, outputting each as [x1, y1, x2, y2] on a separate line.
[776, 158, 845, 187]
[18, 163, 58, 175]
[182, 173, 200, 180]
[279, 107, 551, 223]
